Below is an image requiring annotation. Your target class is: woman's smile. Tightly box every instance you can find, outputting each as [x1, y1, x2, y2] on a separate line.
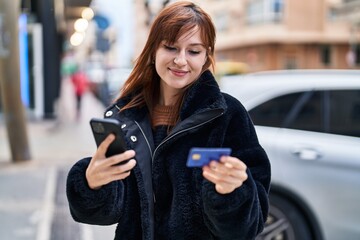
[169, 68, 189, 77]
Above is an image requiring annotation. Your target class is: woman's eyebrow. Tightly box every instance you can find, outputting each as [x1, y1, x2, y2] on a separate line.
[188, 43, 206, 47]
[163, 41, 205, 48]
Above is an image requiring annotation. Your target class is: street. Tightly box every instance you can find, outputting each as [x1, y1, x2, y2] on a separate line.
[0, 78, 117, 240]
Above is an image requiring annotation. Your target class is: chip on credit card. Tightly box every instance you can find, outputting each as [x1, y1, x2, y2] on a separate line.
[186, 147, 232, 167]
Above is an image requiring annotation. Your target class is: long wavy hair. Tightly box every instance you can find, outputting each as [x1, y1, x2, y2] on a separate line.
[117, 1, 216, 125]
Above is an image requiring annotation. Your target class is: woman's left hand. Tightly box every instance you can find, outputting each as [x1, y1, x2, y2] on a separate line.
[202, 156, 248, 194]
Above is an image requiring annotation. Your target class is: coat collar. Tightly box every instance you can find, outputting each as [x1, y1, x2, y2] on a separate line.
[180, 70, 227, 120]
[108, 70, 227, 121]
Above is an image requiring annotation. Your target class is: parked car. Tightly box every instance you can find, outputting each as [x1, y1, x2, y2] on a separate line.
[220, 69, 360, 240]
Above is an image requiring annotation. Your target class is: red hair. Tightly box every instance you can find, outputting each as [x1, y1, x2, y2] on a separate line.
[117, 1, 216, 120]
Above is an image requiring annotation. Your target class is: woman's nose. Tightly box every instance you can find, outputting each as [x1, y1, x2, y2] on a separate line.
[174, 52, 187, 66]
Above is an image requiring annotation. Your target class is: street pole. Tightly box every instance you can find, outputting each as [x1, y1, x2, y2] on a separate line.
[0, 0, 31, 162]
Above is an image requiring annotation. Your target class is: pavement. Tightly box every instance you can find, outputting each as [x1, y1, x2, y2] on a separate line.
[0, 78, 117, 240]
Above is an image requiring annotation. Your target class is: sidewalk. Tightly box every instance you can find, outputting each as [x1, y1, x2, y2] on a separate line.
[0, 79, 117, 240]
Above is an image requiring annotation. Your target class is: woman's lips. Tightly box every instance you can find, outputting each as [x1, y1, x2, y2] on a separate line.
[170, 68, 188, 77]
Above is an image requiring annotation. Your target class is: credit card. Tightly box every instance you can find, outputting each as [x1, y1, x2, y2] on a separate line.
[186, 147, 232, 167]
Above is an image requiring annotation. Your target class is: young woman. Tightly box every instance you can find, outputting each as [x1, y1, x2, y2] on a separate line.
[66, 1, 271, 239]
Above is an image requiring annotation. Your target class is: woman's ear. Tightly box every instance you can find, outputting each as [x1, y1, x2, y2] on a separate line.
[204, 47, 211, 65]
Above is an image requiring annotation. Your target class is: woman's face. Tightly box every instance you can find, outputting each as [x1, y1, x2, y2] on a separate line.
[155, 28, 208, 103]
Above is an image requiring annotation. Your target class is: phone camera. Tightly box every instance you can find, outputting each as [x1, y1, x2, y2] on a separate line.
[92, 122, 105, 134]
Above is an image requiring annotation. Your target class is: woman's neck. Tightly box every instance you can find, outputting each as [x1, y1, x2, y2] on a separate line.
[159, 82, 182, 106]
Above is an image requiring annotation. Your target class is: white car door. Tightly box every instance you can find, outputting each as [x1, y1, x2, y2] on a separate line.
[265, 127, 360, 240]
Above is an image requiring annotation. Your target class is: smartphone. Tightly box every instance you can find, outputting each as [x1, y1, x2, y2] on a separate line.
[186, 147, 232, 167]
[90, 118, 127, 158]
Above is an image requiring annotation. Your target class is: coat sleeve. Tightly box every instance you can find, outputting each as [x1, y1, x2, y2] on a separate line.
[202, 95, 271, 239]
[66, 157, 125, 225]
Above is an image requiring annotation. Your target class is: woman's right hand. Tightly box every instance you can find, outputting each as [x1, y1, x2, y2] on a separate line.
[86, 134, 137, 190]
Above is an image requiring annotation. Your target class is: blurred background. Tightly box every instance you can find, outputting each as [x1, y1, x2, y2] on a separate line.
[0, 0, 359, 240]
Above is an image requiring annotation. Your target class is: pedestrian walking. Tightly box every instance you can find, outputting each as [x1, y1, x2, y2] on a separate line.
[70, 68, 89, 120]
[66, 1, 271, 239]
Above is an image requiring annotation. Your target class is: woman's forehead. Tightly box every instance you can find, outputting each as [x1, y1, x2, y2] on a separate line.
[163, 26, 205, 45]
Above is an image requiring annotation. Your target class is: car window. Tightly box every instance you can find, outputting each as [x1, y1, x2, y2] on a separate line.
[249, 91, 323, 132]
[250, 89, 360, 138]
[249, 92, 302, 127]
[287, 91, 322, 132]
[329, 90, 360, 138]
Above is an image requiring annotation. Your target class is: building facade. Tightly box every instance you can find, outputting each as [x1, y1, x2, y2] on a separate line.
[134, 0, 360, 73]
[207, 0, 360, 72]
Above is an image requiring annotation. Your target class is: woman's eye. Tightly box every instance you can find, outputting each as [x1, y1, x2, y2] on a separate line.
[189, 50, 201, 55]
[164, 45, 176, 51]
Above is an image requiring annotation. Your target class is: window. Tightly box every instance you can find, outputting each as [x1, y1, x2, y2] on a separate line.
[246, 0, 264, 24]
[272, 0, 284, 22]
[249, 91, 323, 132]
[329, 90, 360, 137]
[249, 89, 360, 138]
[288, 91, 322, 132]
[284, 56, 298, 69]
[249, 92, 302, 127]
[355, 44, 360, 65]
[320, 45, 332, 66]
[214, 13, 229, 32]
[246, 0, 284, 25]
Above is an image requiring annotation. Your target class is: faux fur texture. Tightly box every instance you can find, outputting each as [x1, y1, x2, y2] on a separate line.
[66, 70, 271, 240]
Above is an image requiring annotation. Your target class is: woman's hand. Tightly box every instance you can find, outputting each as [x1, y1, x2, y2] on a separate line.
[202, 156, 248, 194]
[86, 134, 136, 190]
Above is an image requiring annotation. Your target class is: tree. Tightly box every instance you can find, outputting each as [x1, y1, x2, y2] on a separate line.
[0, 0, 31, 162]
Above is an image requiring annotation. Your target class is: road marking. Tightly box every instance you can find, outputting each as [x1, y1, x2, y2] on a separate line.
[82, 224, 94, 240]
[36, 167, 57, 240]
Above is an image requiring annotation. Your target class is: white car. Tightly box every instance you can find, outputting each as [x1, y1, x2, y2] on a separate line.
[220, 69, 360, 240]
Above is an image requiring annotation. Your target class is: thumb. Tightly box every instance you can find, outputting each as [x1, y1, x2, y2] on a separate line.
[95, 134, 115, 158]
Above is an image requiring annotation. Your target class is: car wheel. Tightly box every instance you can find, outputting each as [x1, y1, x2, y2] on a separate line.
[256, 194, 313, 240]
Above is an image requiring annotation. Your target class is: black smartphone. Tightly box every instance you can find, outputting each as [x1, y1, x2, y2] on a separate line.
[90, 118, 127, 157]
